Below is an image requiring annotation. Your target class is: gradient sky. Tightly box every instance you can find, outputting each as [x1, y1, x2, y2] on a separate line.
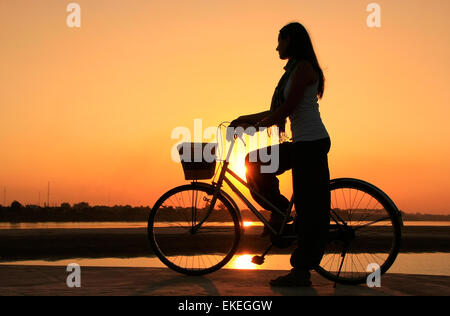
[1, 0, 449, 214]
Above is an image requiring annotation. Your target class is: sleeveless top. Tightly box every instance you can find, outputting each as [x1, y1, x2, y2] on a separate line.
[284, 65, 330, 143]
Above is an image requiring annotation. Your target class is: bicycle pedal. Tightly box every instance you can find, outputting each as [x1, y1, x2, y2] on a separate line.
[251, 256, 265, 265]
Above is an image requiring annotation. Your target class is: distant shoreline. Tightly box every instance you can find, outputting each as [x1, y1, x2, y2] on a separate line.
[1, 204, 449, 223]
[1, 219, 449, 223]
[0, 219, 450, 224]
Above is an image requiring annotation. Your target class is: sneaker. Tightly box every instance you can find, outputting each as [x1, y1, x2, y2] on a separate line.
[269, 269, 312, 287]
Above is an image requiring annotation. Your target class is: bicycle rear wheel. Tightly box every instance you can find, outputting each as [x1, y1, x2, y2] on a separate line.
[315, 178, 402, 285]
[148, 183, 241, 275]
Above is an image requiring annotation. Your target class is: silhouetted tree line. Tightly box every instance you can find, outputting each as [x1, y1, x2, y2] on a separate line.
[398, 211, 450, 221]
[0, 200, 151, 222]
[332, 208, 450, 221]
[0, 200, 448, 222]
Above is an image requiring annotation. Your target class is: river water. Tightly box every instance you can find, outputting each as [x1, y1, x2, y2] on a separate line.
[1, 221, 449, 229]
[0, 221, 448, 276]
[1, 253, 449, 276]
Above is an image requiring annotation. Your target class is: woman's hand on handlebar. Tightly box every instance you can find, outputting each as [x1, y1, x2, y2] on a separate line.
[229, 117, 253, 129]
[229, 111, 271, 128]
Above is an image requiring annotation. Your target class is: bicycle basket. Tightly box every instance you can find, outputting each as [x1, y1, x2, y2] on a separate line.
[177, 142, 217, 180]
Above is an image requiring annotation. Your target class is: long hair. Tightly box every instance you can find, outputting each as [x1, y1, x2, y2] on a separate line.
[279, 22, 325, 99]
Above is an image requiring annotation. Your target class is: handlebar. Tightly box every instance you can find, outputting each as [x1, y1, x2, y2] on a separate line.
[214, 121, 269, 163]
[225, 125, 258, 142]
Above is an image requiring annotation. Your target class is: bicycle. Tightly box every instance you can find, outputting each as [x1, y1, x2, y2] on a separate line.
[147, 122, 403, 285]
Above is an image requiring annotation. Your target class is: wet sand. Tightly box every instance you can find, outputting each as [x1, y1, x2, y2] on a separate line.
[0, 265, 449, 296]
[0, 226, 449, 261]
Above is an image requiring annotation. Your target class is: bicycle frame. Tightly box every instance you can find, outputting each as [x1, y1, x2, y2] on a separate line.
[195, 135, 295, 236]
[152, 128, 402, 283]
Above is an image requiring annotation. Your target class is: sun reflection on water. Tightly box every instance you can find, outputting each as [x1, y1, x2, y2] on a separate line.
[227, 254, 258, 270]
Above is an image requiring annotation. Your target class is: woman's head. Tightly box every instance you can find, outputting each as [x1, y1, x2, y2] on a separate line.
[276, 22, 325, 99]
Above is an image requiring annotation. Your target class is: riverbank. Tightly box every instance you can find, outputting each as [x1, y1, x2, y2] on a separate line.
[0, 226, 449, 261]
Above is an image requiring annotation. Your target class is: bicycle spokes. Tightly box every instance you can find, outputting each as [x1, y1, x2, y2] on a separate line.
[317, 180, 401, 284]
[149, 185, 241, 275]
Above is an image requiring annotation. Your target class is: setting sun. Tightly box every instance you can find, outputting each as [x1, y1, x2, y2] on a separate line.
[1, 1, 449, 214]
[1, 0, 449, 298]
[226, 145, 248, 180]
[228, 254, 257, 270]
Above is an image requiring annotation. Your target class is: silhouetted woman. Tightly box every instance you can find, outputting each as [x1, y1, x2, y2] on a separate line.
[230, 22, 331, 286]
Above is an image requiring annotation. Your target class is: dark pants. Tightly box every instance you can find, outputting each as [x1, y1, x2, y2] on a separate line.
[245, 137, 331, 270]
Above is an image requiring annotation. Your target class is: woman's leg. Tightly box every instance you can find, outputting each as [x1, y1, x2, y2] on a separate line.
[245, 142, 292, 219]
[290, 137, 331, 270]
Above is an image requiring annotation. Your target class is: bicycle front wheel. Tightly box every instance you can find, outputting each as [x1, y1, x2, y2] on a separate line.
[148, 183, 241, 275]
[315, 178, 402, 285]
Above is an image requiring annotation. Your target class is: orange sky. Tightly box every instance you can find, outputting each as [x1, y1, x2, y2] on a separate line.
[1, 0, 449, 214]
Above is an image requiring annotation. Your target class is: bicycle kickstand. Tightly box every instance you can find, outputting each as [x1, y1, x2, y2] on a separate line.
[251, 243, 273, 265]
[333, 244, 348, 288]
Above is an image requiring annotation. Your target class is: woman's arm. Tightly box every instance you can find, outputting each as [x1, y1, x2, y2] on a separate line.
[230, 110, 270, 127]
[238, 110, 271, 124]
[257, 60, 317, 128]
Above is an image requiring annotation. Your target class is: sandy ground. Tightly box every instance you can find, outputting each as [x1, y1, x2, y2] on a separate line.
[0, 265, 448, 296]
[0, 226, 449, 261]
